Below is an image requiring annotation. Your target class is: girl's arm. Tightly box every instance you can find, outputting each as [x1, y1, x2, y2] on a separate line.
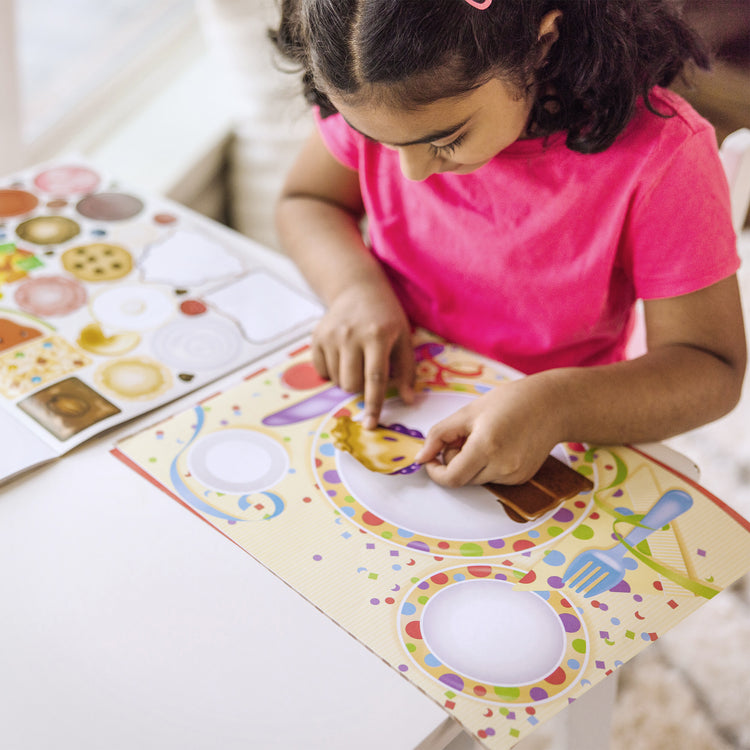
[276, 130, 415, 427]
[417, 274, 746, 486]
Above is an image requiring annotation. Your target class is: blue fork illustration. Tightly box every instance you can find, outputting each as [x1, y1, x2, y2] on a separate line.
[562, 489, 694, 598]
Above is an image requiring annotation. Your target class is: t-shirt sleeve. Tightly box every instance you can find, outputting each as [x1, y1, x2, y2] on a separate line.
[622, 124, 740, 299]
[314, 109, 361, 171]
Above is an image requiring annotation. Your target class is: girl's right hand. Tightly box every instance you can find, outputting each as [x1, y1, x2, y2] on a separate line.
[312, 281, 416, 429]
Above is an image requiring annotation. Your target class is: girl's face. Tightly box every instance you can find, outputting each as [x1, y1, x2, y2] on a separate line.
[328, 77, 535, 181]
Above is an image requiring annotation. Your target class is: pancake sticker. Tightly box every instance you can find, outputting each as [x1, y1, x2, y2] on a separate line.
[331, 415, 424, 475]
[14, 275, 87, 317]
[61, 243, 133, 282]
[0, 335, 91, 398]
[18, 376, 120, 440]
[94, 357, 172, 401]
[15, 216, 81, 245]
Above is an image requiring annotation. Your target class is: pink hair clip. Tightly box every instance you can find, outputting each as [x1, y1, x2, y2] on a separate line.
[464, 0, 492, 8]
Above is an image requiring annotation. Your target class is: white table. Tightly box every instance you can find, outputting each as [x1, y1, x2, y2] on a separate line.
[0, 395, 456, 750]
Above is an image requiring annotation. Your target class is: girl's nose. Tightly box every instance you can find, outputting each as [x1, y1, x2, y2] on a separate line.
[398, 146, 440, 181]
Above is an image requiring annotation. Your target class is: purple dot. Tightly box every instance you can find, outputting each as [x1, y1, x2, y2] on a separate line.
[398, 664, 409, 672]
[418, 581, 430, 590]
[560, 613, 581, 633]
[633, 594, 643, 602]
[610, 580, 632, 593]
[530, 687, 548, 701]
[488, 538, 505, 549]
[313, 554, 322, 561]
[323, 469, 341, 484]
[552, 507, 574, 523]
[370, 598, 380, 605]
[407, 540, 431, 553]
[439, 673, 465, 692]
[547, 575, 564, 589]
[486, 728, 496, 736]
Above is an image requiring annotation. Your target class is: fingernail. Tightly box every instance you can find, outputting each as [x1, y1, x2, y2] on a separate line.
[363, 415, 378, 430]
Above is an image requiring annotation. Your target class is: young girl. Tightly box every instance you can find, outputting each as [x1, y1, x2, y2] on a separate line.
[271, 0, 746, 489]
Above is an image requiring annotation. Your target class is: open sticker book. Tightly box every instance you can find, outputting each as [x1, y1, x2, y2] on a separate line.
[113, 330, 750, 749]
[0, 161, 322, 481]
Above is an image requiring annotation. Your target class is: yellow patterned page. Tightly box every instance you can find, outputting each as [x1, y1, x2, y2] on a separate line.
[113, 330, 750, 749]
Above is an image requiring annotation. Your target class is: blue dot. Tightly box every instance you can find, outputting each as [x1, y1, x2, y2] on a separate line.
[401, 602, 416, 616]
[319, 443, 335, 456]
[528, 529, 540, 538]
[452, 573, 466, 582]
[610, 617, 621, 626]
[397, 528, 414, 538]
[424, 653, 442, 667]
[567, 659, 580, 670]
[340, 506, 355, 517]
[544, 550, 567, 567]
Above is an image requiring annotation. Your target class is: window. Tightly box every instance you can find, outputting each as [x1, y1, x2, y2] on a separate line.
[1, 0, 197, 172]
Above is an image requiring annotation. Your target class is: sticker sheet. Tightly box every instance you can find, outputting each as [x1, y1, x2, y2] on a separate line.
[0, 161, 322, 480]
[113, 331, 750, 749]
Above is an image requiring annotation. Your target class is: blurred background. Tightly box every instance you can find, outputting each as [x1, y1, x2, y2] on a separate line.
[1, 1, 749, 748]
[1, 0, 748, 238]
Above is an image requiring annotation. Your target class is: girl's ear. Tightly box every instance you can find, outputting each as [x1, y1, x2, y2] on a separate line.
[536, 10, 562, 63]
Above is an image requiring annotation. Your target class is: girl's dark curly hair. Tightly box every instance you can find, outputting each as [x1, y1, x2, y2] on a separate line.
[269, 0, 710, 154]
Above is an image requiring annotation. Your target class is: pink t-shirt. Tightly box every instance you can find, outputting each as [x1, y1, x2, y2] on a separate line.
[315, 88, 739, 374]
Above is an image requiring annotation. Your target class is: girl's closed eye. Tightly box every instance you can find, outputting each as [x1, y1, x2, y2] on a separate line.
[429, 132, 467, 157]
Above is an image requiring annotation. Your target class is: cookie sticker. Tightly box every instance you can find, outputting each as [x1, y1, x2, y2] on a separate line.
[62, 243, 133, 282]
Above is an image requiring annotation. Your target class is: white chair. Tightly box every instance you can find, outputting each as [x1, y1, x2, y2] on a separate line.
[720, 127, 750, 236]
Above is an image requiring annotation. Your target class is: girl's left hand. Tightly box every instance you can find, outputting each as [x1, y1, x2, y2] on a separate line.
[414, 376, 562, 486]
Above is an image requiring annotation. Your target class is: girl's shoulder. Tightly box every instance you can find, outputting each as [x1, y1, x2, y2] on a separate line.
[621, 87, 716, 155]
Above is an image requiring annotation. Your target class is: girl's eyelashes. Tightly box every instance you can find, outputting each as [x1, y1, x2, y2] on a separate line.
[429, 132, 467, 157]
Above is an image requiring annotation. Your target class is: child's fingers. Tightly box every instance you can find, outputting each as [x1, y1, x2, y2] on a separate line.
[392, 336, 416, 405]
[338, 346, 366, 394]
[361, 339, 392, 429]
[414, 420, 465, 464]
[311, 340, 335, 384]
[423, 442, 485, 488]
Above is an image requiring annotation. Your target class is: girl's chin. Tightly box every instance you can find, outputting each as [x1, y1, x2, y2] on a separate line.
[440, 161, 490, 175]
